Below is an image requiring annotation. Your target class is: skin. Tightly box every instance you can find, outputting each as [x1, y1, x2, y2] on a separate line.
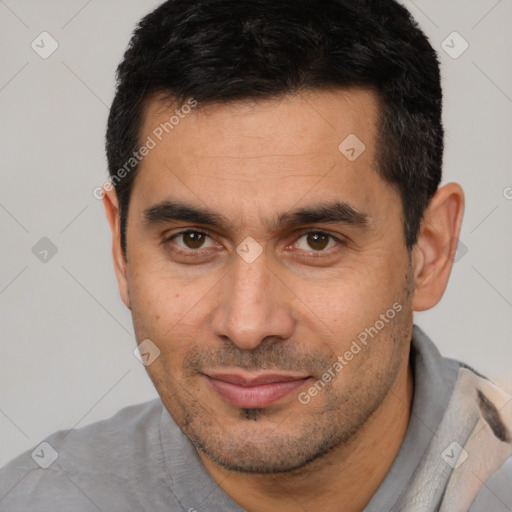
[103, 88, 464, 512]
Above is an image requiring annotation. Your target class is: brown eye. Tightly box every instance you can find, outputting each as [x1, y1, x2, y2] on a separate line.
[295, 232, 337, 252]
[306, 233, 329, 250]
[170, 230, 214, 251]
[183, 231, 206, 249]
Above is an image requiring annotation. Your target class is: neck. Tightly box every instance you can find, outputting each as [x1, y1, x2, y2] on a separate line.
[198, 358, 414, 512]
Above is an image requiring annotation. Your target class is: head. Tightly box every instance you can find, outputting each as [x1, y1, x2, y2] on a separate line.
[103, 0, 464, 473]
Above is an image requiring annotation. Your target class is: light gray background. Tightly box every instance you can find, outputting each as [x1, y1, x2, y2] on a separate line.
[0, 0, 511, 467]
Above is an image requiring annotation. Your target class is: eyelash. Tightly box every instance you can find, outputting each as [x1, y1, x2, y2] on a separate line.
[163, 229, 347, 258]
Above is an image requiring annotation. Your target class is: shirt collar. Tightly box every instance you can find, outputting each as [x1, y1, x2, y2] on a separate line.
[363, 324, 460, 511]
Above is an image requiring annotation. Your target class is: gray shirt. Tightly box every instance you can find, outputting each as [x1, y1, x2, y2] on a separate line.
[1, 325, 511, 511]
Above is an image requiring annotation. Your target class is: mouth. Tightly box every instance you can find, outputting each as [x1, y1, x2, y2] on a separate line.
[203, 370, 312, 408]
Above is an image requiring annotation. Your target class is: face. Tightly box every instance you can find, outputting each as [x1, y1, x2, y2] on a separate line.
[116, 89, 415, 473]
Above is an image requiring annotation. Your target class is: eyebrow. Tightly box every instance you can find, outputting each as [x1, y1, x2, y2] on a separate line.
[143, 199, 369, 232]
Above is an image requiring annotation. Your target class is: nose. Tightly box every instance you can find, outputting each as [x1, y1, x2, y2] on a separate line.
[211, 250, 296, 350]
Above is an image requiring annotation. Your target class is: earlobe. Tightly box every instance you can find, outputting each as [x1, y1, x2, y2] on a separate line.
[411, 182, 465, 312]
[102, 185, 131, 310]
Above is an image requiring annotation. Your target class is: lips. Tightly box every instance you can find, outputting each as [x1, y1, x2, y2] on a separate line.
[204, 371, 311, 408]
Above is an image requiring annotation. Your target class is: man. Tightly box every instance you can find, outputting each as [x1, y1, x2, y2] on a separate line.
[1, 0, 511, 510]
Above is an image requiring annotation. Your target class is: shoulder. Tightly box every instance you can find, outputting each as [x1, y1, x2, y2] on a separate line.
[441, 367, 512, 511]
[469, 456, 512, 511]
[0, 398, 170, 511]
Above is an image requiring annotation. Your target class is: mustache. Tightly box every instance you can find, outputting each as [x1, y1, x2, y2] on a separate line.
[183, 341, 334, 376]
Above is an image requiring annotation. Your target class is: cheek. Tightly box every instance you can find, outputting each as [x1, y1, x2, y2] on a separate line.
[127, 264, 178, 339]
[292, 262, 405, 338]
[127, 262, 218, 356]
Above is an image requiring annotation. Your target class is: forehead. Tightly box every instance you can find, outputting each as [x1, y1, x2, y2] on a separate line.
[141, 88, 379, 160]
[131, 88, 399, 234]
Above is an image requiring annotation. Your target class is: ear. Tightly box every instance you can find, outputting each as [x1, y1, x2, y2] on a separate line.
[411, 182, 465, 311]
[103, 185, 131, 309]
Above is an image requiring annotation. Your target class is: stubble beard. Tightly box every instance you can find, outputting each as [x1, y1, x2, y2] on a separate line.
[149, 267, 415, 474]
